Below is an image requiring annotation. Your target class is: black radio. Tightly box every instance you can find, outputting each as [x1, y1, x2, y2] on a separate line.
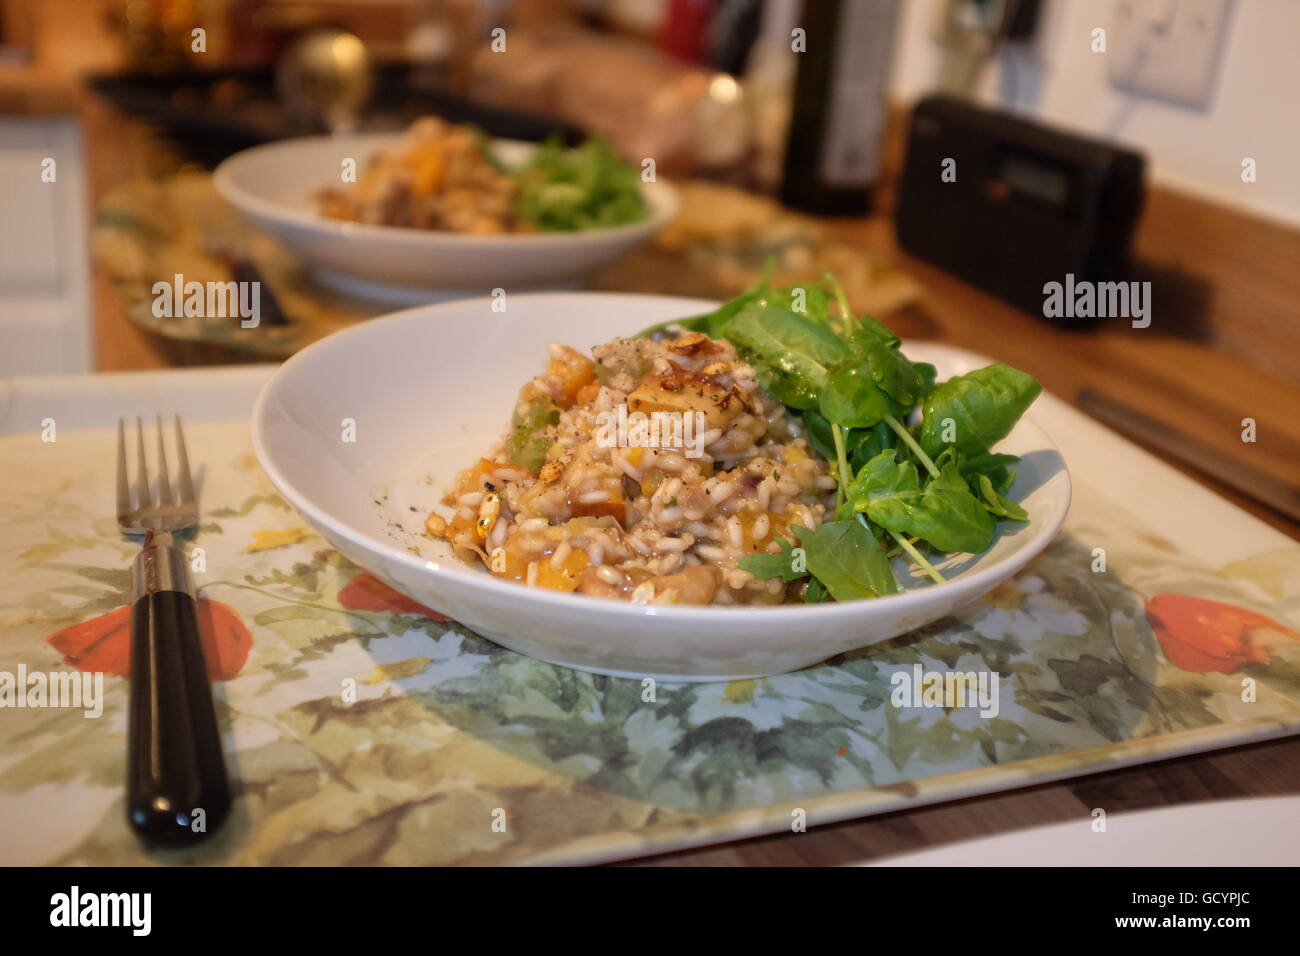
[894, 95, 1146, 321]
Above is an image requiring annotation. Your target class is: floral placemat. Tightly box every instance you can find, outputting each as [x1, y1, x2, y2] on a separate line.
[1, 421, 1298, 865]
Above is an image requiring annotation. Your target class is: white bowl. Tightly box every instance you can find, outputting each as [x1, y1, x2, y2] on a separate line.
[214, 134, 678, 303]
[251, 294, 1071, 681]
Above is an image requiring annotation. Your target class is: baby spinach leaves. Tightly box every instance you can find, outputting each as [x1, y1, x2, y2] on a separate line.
[846, 451, 996, 555]
[725, 304, 848, 410]
[818, 328, 925, 429]
[919, 364, 1042, 460]
[739, 519, 899, 601]
[961, 450, 1020, 495]
[848, 330, 925, 406]
[804, 576, 831, 604]
[737, 537, 808, 583]
[974, 473, 1029, 522]
[640, 268, 1042, 603]
[820, 358, 893, 428]
[799, 407, 838, 462]
[743, 515, 904, 598]
[797, 519, 899, 601]
[845, 449, 922, 515]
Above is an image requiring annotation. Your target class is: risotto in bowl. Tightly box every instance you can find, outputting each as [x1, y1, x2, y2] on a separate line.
[252, 290, 1070, 680]
[430, 332, 837, 606]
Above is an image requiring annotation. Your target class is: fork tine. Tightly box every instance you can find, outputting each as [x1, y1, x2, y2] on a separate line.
[136, 416, 151, 509]
[155, 415, 172, 505]
[116, 418, 130, 516]
[174, 414, 196, 505]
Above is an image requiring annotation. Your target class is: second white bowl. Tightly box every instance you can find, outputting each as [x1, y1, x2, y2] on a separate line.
[214, 134, 678, 302]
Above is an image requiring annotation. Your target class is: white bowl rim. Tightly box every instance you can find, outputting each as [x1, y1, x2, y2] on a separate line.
[251, 291, 1072, 622]
[213, 134, 679, 249]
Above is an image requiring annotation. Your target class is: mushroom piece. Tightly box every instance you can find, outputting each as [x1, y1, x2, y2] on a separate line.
[648, 564, 721, 606]
[576, 566, 624, 600]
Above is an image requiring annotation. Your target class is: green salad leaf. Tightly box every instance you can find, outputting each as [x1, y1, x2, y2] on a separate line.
[848, 453, 996, 554]
[804, 577, 831, 603]
[845, 449, 923, 516]
[740, 519, 898, 601]
[918, 364, 1042, 460]
[974, 473, 1029, 521]
[725, 304, 849, 410]
[794, 520, 899, 601]
[514, 136, 647, 232]
[804, 405, 902, 474]
[819, 358, 893, 428]
[961, 450, 1020, 495]
[737, 538, 808, 583]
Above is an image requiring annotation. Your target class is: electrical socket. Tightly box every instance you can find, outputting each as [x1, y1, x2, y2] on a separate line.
[1108, 0, 1235, 108]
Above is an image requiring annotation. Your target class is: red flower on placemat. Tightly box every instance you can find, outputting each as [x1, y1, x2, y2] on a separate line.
[337, 572, 448, 621]
[1145, 594, 1300, 675]
[46, 599, 253, 682]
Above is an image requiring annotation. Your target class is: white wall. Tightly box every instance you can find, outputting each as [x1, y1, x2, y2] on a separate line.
[0, 116, 93, 376]
[889, 0, 1300, 226]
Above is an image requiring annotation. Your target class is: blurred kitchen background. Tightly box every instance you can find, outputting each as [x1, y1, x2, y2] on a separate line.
[0, 0, 1297, 528]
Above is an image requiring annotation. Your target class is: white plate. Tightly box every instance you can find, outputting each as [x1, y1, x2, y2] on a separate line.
[251, 293, 1071, 681]
[213, 134, 678, 301]
[861, 796, 1300, 866]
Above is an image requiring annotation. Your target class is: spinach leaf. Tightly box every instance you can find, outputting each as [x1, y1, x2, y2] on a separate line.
[849, 315, 900, 349]
[738, 538, 808, 583]
[820, 332, 927, 432]
[845, 450, 923, 516]
[758, 284, 834, 328]
[850, 454, 996, 554]
[806, 411, 900, 480]
[800, 408, 838, 462]
[847, 420, 899, 472]
[850, 332, 926, 407]
[819, 358, 891, 428]
[726, 304, 849, 410]
[919, 364, 1042, 460]
[962, 450, 1020, 495]
[738, 518, 900, 602]
[794, 520, 899, 601]
[914, 362, 938, 400]
[911, 461, 997, 553]
[974, 473, 1029, 522]
[804, 577, 830, 603]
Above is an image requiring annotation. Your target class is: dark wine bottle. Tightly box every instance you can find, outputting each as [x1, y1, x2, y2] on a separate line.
[780, 0, 900, 216]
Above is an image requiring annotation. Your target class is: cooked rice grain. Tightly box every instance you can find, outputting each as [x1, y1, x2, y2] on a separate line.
[433, 331, 834, 605]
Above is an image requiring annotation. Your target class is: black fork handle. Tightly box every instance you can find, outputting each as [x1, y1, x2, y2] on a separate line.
[126, 542, 231, 846]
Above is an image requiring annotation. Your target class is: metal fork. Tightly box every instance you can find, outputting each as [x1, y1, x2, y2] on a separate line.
[117, 416, 231, 847]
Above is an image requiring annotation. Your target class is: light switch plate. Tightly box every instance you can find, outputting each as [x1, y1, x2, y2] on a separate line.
[1108, 0, 1235, 108]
